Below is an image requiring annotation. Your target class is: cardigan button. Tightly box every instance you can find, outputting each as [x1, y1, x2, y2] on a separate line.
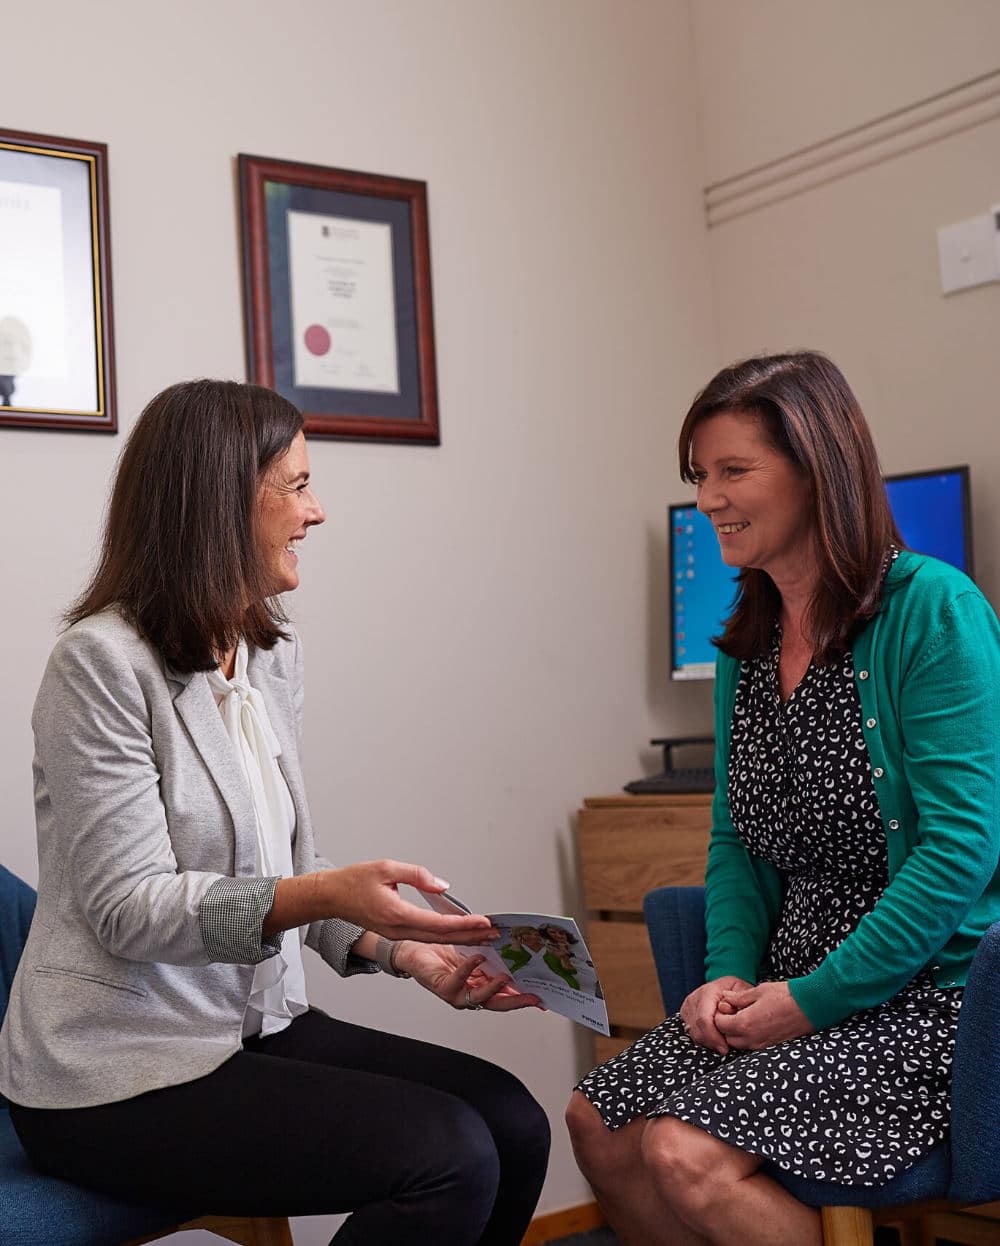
[873, 767, 884, 779]
[888, 818, 900, 830]
[858, 669, 870, 680]
[866, 717, 877, 729]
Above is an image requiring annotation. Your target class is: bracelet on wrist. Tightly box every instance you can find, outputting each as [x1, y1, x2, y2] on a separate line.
[374, 935, 411, 979]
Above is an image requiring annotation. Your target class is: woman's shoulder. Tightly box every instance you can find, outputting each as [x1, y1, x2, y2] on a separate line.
[35, 611, 166, 725]
[49, 609, 157, 671]
[884, 550, 989, 614]
[876, 550, 999, 655]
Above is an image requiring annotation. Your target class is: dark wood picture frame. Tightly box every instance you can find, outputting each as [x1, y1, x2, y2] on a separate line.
[238, 153, 440, 444]
[0, 127, 116, 433]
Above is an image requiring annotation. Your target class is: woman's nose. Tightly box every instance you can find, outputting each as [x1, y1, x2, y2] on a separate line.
[696, 479, 724, 514]
[306, 490, 326, 526]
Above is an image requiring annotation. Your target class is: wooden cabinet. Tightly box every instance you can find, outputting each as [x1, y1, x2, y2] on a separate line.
[576, 794, 711, 1064]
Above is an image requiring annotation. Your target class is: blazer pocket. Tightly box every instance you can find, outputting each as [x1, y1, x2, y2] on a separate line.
[36, 965, 148, 997]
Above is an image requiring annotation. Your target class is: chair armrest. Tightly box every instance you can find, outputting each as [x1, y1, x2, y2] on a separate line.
[948, 918, 1000, 1203]
[643, 886, 706, 1015]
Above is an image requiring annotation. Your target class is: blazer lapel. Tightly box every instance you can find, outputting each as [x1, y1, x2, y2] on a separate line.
[169, 669, 258, 875]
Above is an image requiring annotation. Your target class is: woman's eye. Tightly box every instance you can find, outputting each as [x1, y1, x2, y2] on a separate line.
[725, 466, 746, 477]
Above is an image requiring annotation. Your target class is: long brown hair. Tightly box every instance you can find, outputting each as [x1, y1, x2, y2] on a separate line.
[67, 379, 304, 672]
[677, 352, 902, 662]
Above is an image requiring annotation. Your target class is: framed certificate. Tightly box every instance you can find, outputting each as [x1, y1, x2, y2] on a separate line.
[0, 128, 116, 433]
[239, 154, 440, 444]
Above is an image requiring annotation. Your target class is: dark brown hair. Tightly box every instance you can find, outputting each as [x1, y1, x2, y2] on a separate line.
[677, 352, 902, 662]
[67, 379, 304, 672]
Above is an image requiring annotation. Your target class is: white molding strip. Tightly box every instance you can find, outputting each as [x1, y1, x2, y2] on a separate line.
[705, 68, 1000, 228]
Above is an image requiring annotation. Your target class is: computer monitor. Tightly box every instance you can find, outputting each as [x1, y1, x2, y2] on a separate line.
[883, 466, 973, 577]
[669, 502, 739, 680]
[669, 465, 973, 680]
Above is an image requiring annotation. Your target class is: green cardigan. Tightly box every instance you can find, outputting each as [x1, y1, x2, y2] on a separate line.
[706, 550, 1000, 1030]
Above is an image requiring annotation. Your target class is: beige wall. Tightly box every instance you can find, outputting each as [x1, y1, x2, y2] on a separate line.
[692, 0, 1000, 598]
[1, 1, 717, 1236]
[8, 2, 996, 1237]
[692, 0, 1000, 183]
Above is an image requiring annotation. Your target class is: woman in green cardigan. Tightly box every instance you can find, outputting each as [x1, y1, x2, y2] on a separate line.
[566, 352, 1000, 1246]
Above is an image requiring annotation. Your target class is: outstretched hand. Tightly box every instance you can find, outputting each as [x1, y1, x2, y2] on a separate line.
[394, 943, 543, 1012]
[321, 861, 499, 945]
[714, 980, 815, 1050]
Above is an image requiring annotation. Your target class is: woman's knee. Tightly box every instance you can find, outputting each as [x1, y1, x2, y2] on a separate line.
[507, 1078, 551, 1168]
[565, 1091, 633, 1183]
[441, 1097, 502, 1182]
[466, 1063, 551, 1170]
[640, 1116, 751, 1215]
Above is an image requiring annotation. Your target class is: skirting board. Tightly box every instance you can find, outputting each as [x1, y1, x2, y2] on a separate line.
[521, 1201, 605, 1245]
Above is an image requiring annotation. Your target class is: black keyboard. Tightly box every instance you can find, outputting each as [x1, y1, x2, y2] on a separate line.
[624, 767, 715, 795]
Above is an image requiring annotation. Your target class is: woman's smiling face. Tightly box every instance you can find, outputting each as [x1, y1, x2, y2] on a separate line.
[688, 409, 814, 583]
[256, 431, 325, 595]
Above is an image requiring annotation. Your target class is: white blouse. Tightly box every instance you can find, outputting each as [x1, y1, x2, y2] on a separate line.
[206, 639, 309, 1038]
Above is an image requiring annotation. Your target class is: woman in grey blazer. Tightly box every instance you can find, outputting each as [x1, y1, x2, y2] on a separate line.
[1, 380, 550, 1246]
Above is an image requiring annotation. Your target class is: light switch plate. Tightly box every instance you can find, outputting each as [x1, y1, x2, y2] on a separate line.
[937, 213, 1000, 294]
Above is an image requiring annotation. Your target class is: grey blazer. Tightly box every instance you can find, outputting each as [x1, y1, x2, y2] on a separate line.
[0, 610, 372, 1109]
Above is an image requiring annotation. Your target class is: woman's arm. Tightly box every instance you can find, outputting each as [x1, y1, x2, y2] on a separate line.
[34, 624, 243, 967]
[789, 587, 1000, 1030]
[263, 862, 496, 944]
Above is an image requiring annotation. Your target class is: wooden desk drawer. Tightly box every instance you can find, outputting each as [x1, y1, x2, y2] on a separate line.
[577, 823, 710, 911]
[587, 920, 665, 1032]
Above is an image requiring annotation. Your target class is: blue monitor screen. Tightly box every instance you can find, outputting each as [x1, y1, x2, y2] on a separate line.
[884, 469, 972, 575]
[669, 465, 972, 680]
[669, 504, 740, 679]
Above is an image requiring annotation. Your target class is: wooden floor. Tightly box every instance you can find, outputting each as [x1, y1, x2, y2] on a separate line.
[521, 1203, 606, 1245]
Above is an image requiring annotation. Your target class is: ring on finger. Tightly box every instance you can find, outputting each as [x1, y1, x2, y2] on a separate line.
[464, 989, 484, 1011]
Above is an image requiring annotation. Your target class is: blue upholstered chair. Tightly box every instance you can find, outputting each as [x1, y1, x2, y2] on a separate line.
[643, 885, 1000, 1246]
[0, 864, 293, 1246]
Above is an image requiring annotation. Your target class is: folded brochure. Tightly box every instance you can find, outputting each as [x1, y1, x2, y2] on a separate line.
[424, 890, 610, 1035]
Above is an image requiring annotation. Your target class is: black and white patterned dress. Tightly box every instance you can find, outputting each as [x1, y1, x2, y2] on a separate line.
[576, 630, 962, 1186]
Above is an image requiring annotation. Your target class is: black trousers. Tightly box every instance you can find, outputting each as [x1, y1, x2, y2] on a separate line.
[10, 1009, 551, 1246]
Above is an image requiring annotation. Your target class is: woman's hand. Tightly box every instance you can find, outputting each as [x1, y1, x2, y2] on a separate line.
[714, 981, 815, 1050]
[265, 862, 499, 945]
[393, 943, 543, 1012]
[679, 976, 753, 1054]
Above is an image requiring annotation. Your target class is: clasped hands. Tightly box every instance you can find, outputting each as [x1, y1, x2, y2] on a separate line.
[679, 976, 814, 1054]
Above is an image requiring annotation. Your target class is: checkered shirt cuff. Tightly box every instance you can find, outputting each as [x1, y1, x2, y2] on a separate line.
[200, 876, 283, 965]
[315, 918, 380, 977]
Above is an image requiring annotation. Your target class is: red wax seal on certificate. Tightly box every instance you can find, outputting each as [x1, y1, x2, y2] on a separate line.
[303, 324, 331, 356]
